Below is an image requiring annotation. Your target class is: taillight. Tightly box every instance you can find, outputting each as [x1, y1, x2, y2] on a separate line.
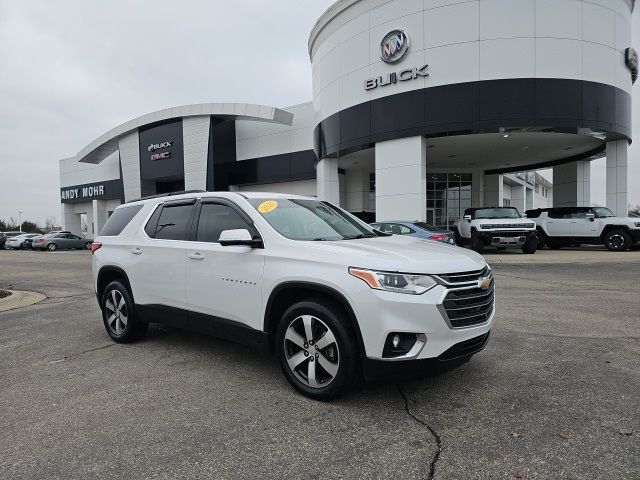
[429, 234, 449, 242]
[91, 242, 102, 254]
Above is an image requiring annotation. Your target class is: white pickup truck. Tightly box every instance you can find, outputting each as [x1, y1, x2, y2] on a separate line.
[526, 206, 640, 251]
[453, 207, 538, 254]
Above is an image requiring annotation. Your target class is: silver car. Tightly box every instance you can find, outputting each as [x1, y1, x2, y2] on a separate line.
[32, 232, 93, 251]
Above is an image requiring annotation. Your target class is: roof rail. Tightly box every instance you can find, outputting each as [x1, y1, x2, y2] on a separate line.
[126, 190, 206, 204]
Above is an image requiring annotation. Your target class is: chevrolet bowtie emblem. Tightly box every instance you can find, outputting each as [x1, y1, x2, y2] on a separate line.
[478, 277, 492, 290]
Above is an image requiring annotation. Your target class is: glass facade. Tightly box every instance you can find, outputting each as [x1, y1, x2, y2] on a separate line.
[427, 173, 472, 229]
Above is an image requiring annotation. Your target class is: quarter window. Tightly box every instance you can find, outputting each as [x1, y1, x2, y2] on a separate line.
[101, 205, 143, 236]
[196, 203, 252, 243]
[154, 204, 194, 241]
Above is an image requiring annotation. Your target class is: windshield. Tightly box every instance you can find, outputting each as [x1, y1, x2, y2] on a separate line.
[474, 208, 521, 219]
[248, 198, 376, 241]
[592, 207, 615, 218]
[413, 222, 442, 232]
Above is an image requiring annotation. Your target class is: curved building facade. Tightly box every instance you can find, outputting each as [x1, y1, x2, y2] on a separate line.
[60, 0, 636, 236]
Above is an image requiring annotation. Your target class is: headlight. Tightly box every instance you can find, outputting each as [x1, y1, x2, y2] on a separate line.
[349, 267, 438, 295]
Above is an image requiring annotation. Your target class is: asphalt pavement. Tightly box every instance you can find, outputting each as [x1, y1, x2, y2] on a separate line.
[0, 248, 638, 479]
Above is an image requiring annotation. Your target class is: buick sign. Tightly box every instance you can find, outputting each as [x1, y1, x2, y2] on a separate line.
[381, 30, 409, 64]
[148, 141, 173, 152]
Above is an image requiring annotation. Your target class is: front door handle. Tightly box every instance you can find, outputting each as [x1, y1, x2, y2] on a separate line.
[188, 252, 204, 260]
[131, 248, 142, 255]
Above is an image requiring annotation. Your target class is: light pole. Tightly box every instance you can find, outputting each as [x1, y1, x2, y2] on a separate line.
[18, 211, 23, 232]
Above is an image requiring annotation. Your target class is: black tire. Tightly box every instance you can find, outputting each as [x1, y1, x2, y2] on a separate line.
[604, 229, 631, 251]
[84, 242, 92, 250]
[276, 299, 358, 400]
[521, 236, 538, 254]
[471, 231, 484, 253]
[101, 281, 148, 343]
[453, 228, 464, 247]
[536, 230, 547, 250]
[47, 243, 57, 251]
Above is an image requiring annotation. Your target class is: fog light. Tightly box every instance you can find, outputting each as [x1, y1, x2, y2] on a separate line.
[383, 332, 421, 358]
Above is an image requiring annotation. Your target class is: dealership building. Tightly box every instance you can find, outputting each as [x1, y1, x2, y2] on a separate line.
[59, 0, 636, 237]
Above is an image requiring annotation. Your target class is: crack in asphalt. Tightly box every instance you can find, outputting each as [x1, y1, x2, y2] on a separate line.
[398, 384, 442, 480]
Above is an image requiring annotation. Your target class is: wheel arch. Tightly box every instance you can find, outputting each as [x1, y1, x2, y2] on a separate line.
[97, 266, 134, 305]
[263, 281, 365, 356]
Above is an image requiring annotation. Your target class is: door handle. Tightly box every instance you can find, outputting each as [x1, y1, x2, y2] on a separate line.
[131, 248, 142, 255]
[188, 252, 204, 260]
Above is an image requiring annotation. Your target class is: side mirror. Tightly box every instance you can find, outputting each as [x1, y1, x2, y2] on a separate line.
[522, 213, 528, 218]
[219, 229, 262, 248]
[586, 213, 595, 221]
[463, 215, 472, 222]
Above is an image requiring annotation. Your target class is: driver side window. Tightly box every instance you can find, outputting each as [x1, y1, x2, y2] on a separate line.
[196, 203, 252, 243]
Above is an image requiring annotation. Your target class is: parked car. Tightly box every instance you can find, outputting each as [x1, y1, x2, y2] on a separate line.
[5, 233, 39, 250]
[452, 207, 538, 254]
[526, 206, 640, 251]
[32, 232, 93, 251]
[91, 192, 494, 400]
[1, 231, 23, 249]
[0, 232, 5, 250]
[370, 221, 455, 244]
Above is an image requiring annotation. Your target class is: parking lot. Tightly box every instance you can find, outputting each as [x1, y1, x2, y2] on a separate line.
[0, 249, 638, 480]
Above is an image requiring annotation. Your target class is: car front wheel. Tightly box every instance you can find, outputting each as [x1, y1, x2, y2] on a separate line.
[101, 281, 148, 343]
[471, 232, 484, 253]
[604, 229, 631, 251]
[84, 242, 92, 250]
[521, 236, 538, 254]
[277, 300, 358, 400]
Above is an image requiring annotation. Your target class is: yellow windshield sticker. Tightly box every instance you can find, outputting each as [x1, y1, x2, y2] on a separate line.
[258, 200, 278, 214]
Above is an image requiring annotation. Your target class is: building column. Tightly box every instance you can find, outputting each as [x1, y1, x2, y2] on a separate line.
[183, 116, 211, 191]
[119, 130, 141, 202]
[526, 186, 534, 211]
[345, 169, 370, 212]
[375, 136, 426, 221]
[606, 140, 628, 216]
[92, 200, 108, 239]
[61, 203, 81, 235]
[483, 174, 503, 207]
[552, 161, 590, 207]
[316, 158, 340, 204]
[511, 184, 526, 213]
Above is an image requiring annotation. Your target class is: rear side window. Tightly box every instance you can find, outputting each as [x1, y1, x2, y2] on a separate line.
[153, 204, 195, 241]
[100, 205, 143, 236]
[196, 203, 252, 243]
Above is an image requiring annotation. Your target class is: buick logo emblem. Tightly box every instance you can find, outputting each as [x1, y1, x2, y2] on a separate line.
[147, 141, 173, 152]
[381, 30, 409, 64]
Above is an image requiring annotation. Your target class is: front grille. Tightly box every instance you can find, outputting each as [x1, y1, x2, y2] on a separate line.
[436, 266, 489, 286]
[442, 283, 494, 328]
[439, 332, 490, 361]
[481, 223, 534, 229]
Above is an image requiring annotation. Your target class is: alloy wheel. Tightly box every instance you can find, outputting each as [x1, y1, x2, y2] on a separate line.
[609, 234, 625, 250]
[105, 290, 128, 336]
[283, 315, 339, 388]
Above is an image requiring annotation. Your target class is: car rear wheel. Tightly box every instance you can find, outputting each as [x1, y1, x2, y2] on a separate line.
[277, 299, 358, 400]
[84, 242, 92, 250]
[101, 281, 148, 343]
[604, 229, 631, 251]
[47, 243, 57, 251]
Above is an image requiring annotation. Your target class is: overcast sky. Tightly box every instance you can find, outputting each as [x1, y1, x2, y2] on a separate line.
[0, 1, 638, 226]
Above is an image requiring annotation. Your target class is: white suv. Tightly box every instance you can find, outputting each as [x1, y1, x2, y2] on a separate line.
[91, 192, 494, 399]
[526, 206, 640, 251]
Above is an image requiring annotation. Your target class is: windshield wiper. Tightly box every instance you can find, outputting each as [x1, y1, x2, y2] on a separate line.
[342, 233, 377, 240]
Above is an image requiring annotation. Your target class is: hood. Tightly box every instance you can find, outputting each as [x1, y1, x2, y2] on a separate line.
[294, 235, 486, 274]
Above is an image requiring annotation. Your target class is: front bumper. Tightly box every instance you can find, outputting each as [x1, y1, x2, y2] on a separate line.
[478, 230, 536, 248]
[349, 280, 495, 362]
[362, 332, 490, 381]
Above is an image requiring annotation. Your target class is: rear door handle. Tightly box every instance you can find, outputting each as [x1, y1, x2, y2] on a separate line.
[188, 252, 204, 260]
[131, 248, 142, 255]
